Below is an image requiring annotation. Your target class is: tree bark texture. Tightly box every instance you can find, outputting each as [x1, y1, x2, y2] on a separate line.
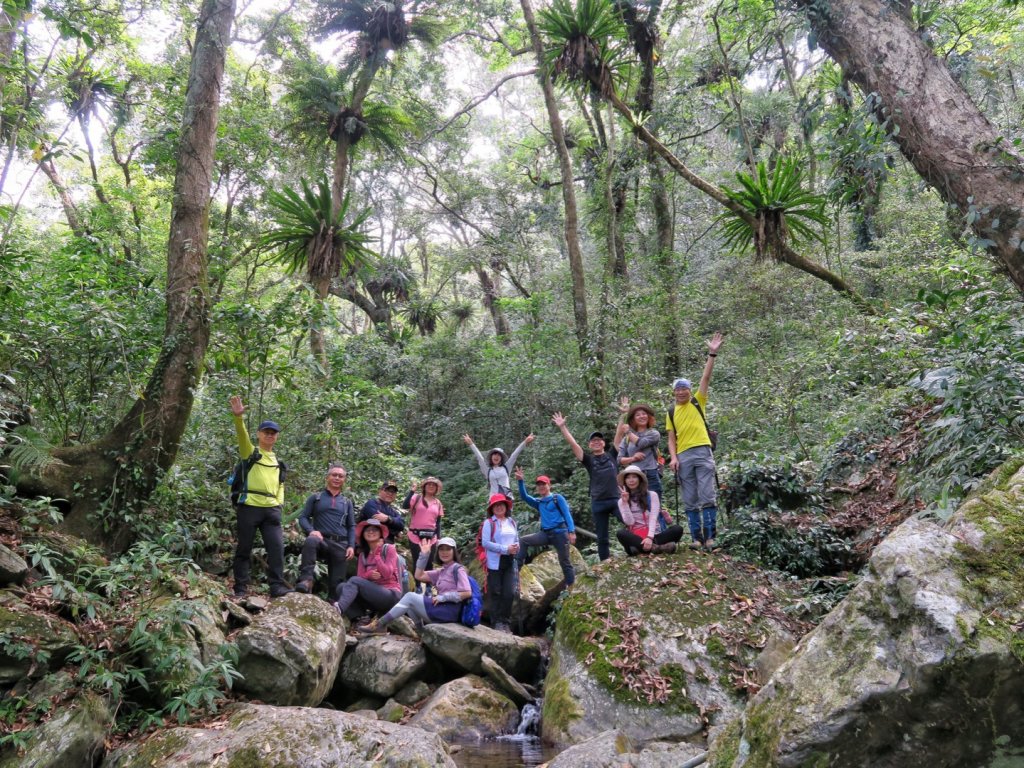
[801, 0, 1024, 292]
[22, 0, 235, 548]
[475, 266, 511, 340]
[521, 0, 599, 408]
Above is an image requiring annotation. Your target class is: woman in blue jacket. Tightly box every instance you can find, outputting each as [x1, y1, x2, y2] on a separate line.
[513, 466, 576, 591]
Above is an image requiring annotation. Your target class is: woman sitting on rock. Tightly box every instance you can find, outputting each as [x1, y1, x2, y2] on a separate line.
[402, 477, 445, 589]
[335, 519, 403, 622]
[356, 536, 471, 635]
[480, 493, 519, 633]
[616, 466, 684, 555]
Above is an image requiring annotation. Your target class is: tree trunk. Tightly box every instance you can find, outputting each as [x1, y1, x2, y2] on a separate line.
[19, 0, 235, 549]
[475, 266, 511, 340]
[39, 159, 86, 239]
[799, 0, 1024, 293]
[521, 0, 600, 410]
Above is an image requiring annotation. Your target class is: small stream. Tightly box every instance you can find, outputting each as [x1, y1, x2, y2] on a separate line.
[449, 703, 560, 768]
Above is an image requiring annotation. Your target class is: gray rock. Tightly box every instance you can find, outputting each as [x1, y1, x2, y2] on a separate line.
[345, 695, 385, 713]
[419, 623, 541, 680]
[377, 698, 407, 723]
[0, 675, 111, 768]
[716, 460, 1024, 768]
[103, 702, 456, 767]
[0, 599, 79, 684]
[339, 634, 427, 698]
[752, 631, 795, 685]
[235, 592, 345, 706]
[394, 679, 433, 706]
[0, 542, 27, 585]
[514, 547, 588, 631]
[545, 730, 637, 768]
[409, 674, 519, 740]
[481, 653, 533, 706]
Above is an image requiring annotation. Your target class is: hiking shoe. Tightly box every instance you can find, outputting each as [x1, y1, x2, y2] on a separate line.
[704, 539, 718, 551]
[295, 579, 313, 594]
[269, 585, 294, 598]
[689, 540, 702, 550]
[653, 542, 677, 555]
[354, 620, 387, 636]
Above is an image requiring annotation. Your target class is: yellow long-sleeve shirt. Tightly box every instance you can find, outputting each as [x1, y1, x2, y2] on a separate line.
[234, 416, 285, 507]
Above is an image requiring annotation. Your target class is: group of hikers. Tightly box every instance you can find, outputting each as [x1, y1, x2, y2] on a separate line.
[227, 332, 723, 636]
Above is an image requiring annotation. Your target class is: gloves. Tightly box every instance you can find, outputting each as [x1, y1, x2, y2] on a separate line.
[435, 591, 461, 604]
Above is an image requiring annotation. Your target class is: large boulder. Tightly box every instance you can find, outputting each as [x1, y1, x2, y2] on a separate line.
[514, 547, 589, 632]
[545, 730, 707, 768]
[0, 543, 27, 585]
[711, 458, 1024, 768]
[0, 673, 111, 768]
[337, 634, 427, 698]
[419, 623, 542, 681]
[102, 702, 456, 767]
[0, 597, 79, 684]
[408, 674, 519, 740]
[542, 551, 808, 749]
[234, 592, 345, 706]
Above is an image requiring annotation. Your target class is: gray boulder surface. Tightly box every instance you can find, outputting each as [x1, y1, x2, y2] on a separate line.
[419, 623, 541, 680]
[338, 634, 427, 698]
[409, 674, 519, 740]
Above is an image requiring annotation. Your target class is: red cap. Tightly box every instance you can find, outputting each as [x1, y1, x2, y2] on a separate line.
[535, 475, 551, 484]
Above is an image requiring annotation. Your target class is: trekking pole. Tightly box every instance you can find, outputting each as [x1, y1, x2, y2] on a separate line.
[673, 471, 680, 526]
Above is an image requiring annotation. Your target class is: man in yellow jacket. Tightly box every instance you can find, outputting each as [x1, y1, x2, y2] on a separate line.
[229, 395, 292, 598]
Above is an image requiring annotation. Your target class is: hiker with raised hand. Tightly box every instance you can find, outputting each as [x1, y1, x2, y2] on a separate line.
[463, 433, 535, 496]
[614, 399, 664, 500]
[514, 466, 576, 590]
[667, 331, 723, 551]
[294, 463, 355, 597]
[359, 480, 406, 534]
[355, 536, 471, 635]
[335, 519, 403, 622]
[616, 466, 684, 555]
[480, 493, 519, 633]
[228, 395, 291, 598]
[552, 411, 620, 561]
[402, 477, 444, 588]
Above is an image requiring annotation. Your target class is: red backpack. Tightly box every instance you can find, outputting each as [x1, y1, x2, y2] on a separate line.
[474, 515, 518, 581]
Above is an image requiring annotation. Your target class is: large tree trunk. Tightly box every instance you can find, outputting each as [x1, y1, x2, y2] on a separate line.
[19, 0, 234, 549]
[521, 0, 601, 411]
[475, 266, 511, 340]
[799, 0, 1024, 292]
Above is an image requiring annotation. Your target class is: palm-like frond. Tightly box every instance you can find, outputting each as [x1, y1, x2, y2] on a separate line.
[53, 55, 123, 121]
[716, 156, 830, 261]
[538, 0, 628, 99]
[259, 177, 377, 281]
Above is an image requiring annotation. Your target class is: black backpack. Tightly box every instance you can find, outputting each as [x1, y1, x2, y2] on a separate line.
[228, 449, 287, 507]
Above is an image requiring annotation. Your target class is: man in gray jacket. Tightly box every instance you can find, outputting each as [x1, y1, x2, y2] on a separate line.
[295, 463, 355, 597]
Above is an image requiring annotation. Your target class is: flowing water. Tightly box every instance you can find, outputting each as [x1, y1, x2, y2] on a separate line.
[449, 703, 560, 768]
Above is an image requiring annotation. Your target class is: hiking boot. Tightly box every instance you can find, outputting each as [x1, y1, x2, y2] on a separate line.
[269, 585, 294, 598]
[653, 542, 677, 555]
[688, 540, 702, 550]
[295, 579, 313, 594]
[354, 620, 387, 636]
[704, 538, 718, 551]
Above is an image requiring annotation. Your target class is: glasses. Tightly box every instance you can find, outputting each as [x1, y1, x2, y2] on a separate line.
[328, 472, 346, 479]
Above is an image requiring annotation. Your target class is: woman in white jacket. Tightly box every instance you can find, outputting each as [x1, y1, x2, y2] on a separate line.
[462, 433, 534, 496]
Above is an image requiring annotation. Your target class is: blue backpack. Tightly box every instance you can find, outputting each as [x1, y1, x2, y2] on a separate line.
[456, 565, 484, 628]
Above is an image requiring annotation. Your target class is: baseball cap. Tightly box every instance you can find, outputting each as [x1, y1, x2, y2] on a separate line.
[535, 475, 551, 484]
[257, 420, 281, 432]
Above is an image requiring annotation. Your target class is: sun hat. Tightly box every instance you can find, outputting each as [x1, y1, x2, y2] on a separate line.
[617, 465, 649, 487]
[487, 493, 514, 515]
[626, 404, 657, 428]
[355, 518, 389, 540]
[436, 536, 457, 548]
[421, 476, 443, 493]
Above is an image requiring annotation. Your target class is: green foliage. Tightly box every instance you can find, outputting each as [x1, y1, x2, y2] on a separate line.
[717, 155, 830, 261]
[538, 0, 629, 96]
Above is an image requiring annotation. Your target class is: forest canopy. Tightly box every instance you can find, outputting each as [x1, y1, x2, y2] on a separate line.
[1, 0, 1023, 551]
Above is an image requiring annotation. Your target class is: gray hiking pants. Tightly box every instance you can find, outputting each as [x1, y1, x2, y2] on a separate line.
[676, 445, 717, 512]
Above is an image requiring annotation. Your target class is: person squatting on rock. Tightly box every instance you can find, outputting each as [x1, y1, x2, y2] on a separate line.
[335, 519, 402, 621]
[667, 331, 723, 550]
[480, 493, 519, 633]
[228, 396, 292, 598]
[402, 477, 445, 589]
[615, 466, 684, 555]
[514, 466, 576, 590]
[294, 463, 355, 596]
[552, 411, 620, 561]
[356, 537, 471, 635]
[463, 432, 534, 496]
[358, 480, 406, 534]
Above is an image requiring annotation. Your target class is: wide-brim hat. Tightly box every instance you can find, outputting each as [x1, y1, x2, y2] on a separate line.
[487, 493, 514, 515]
[421, 476, 443, 493]
[617, 465, 648, 487]
[626, 404, 657, 428]
[488, 448, 508, 463]
[356, 518, 389, 540]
